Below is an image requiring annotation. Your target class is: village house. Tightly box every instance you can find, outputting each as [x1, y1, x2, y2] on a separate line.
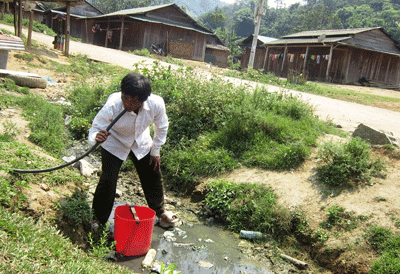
[238, 34, 277, 69]
[82, 3, 228, 65]
[41, 0, 103, 39]
[262, 27, 400, 89]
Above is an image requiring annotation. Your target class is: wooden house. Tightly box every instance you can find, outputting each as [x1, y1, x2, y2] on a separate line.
[83, 3, 214, 62]
[42, 0, 103, 38]
[263, 27, 400, 89]
[239, 35, 277, 69]
[205, 35, 230, 68]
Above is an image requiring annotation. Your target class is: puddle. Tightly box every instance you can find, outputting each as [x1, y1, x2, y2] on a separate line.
[115, 223, 274, 273]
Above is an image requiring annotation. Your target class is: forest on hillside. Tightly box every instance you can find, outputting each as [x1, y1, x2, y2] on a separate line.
[198, 0, 400, 54]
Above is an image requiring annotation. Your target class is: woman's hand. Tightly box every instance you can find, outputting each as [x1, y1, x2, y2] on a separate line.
[95, 130, 110, 144]
[149, 156, 161, 171]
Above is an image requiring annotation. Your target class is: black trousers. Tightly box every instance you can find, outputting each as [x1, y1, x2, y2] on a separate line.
[92, 147, 165, 225]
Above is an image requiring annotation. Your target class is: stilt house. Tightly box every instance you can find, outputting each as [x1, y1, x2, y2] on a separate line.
[263, 27, 400, 89]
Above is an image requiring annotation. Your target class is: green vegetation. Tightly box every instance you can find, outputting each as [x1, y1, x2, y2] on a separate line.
[60, 189, 93, 229]
[316, 137, 386, 187]
[0, 207, 130, 274]
[132, 48, 152, 57]
[204, 180, 291, 240]
[224, 68, 400, 112]
[367, 226, 400, 273]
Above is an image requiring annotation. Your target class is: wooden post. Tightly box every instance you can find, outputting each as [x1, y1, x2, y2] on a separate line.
[65, 2, 71, 56]
[105, 19, 109, 48]
[384, 56, 391, 83]
[345, 51, 352, 84]
[17, 0, 22, 37]
[302, 46, 309, 75]
[281, 45, 288, 74]
[13, 0, 17, 36]
[119, 16, 125, 51]
[27, 10, 33, 47]
[1, 1, 4, 21]
[262, 46, 269, 71]
[326, 44, 333, 80]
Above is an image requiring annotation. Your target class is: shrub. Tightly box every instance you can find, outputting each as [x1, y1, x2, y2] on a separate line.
[60, 189, 93, 228]
[132, 48, 152, 57]
[316, 137, 385, 186]
[204, 180, 291, 240]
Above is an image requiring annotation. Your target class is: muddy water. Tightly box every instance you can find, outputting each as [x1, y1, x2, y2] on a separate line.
[116, 223, 275, 273]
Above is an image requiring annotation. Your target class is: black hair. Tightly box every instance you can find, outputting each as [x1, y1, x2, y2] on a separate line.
[120, 73, 151, 102]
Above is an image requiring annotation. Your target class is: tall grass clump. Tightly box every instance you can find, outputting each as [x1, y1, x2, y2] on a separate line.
[316, 137, 386, 187]
[128, 63, 338, 191]
[367, 226, 400, 274]
[204, 180, 291, 240]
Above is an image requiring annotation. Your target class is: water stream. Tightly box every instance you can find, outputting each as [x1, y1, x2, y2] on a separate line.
[115, 223, 275, 273]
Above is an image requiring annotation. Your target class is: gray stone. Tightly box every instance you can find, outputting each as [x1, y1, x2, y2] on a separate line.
[352, 123, 398, 147]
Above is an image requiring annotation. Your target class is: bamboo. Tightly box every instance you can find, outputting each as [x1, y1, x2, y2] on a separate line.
[280, 253, 308, 269]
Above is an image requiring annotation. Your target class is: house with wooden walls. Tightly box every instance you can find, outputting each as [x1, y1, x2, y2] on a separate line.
[83, 3, 214, 63]
[42, 0, 103, 38]
[239, 34, 277, 69]
[263, 27, 400, 89]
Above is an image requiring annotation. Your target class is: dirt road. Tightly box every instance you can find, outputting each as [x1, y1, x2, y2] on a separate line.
[2, 23, 400, 138]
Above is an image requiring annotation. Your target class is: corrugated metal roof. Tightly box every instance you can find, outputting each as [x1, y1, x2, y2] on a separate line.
[96, 3, 174, 17]
[206, 44, 230, 51]
[0, 33, 24, 51]
[258, 36, 277, 43]
[282, 27, 381, 38]
[129, 15, 213, 35]
[266, 36, 352, 45]
[90, 3, 212, 35]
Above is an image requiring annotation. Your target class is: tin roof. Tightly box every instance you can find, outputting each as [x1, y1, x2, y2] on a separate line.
[91, 3, 213, 35]
[266, 36, 352, 45]
[282, 27, 381, 38]
[0, 33, 24, 51]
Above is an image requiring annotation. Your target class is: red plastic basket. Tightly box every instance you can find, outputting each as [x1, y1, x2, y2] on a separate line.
[114, 205, 155, 256]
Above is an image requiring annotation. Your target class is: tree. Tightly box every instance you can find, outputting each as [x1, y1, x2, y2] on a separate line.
[233, 8, 255, 37]
[293, 4, 343, 32]
[198, 8, 227, 30]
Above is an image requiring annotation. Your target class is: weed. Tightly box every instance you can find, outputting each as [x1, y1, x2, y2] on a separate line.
[204, 180, 291, 241]
[132, 48, 152, 57]
[325, 205, 346, 228]
[366, 226, 393, 250]
[60, 189, 93, 229]
[0, 120, 18, 141]
[316, 137, 386, 187]
[374, 196, 387, 202]
[88, 225, 115, 258]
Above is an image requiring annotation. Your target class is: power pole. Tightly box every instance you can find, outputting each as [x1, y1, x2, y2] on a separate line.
[248, 0, 265, 69]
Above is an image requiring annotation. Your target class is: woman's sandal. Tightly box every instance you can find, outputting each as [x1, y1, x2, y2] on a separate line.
[158, 211, 180, 229]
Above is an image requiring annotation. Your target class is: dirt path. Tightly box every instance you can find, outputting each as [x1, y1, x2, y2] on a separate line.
[2, 23, 399, 139]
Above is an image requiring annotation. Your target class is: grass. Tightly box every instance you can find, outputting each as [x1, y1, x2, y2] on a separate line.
[225, 68, 400, 112]
[0, 27, 397, 273]
[0, 207, 130, 274]
[316, 137, 386, 187]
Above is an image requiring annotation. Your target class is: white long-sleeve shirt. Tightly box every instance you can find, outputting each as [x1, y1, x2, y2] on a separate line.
[88, 92, 169, 161]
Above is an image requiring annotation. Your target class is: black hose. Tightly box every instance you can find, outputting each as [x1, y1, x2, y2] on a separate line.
[11, 109, 127, 174]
